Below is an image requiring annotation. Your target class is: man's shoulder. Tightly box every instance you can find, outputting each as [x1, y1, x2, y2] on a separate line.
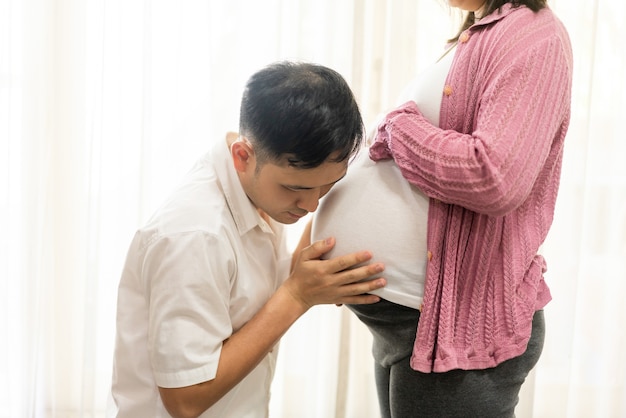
[140, 161, 235, 243]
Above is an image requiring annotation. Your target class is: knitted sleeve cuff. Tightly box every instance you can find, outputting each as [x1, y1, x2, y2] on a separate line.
[369, 101, 420, 161]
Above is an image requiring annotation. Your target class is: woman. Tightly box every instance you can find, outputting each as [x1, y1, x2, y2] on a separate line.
[308, 0, 573, 416]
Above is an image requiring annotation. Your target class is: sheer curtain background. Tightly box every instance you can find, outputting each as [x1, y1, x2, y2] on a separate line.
[0, 0, 624, 417]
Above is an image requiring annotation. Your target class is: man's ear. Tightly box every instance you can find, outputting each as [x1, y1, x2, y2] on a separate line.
[230, 140, 255, 173]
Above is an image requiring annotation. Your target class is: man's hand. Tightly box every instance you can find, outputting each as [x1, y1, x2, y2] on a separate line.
[283, 236, 386, 312]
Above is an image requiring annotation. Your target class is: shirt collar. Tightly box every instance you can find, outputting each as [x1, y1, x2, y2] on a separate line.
[210, 138, 272, 236]
[471, 3, 516, 28]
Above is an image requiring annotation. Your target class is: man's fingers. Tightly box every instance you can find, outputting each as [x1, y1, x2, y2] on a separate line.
[334, 262, 384, 285]
[326, 249, 374, 273]
[300, 237, 374, 274]
[332, 277, 386, 305]
[298, 237, 335, 262]
[342, 276, 386, 295]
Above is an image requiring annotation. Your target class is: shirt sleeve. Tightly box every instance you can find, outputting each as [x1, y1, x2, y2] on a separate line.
[142, 230, 236, 388]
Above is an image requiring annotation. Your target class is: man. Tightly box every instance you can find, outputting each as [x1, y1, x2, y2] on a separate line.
[109, 61, 386, 418]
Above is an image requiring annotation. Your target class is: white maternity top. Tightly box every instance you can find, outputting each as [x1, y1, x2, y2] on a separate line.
[311, 45, 456, 309]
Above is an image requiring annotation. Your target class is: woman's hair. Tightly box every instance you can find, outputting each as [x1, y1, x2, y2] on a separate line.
[450, 0, 548, 42]
[239, 61, 364, 169]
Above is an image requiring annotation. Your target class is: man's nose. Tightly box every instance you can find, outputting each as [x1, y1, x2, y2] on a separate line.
[296, 189, 321, 213]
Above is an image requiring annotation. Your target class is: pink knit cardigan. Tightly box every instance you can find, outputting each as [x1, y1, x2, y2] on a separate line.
[370, 5, 573, 373]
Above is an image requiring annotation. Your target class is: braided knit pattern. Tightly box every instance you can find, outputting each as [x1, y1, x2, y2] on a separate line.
[369, 5, 573, 373]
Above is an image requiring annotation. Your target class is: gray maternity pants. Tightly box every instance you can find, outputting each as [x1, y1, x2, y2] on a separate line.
[347, 300, 545, 418]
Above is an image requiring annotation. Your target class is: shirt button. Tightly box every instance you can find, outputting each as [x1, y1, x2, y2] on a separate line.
[443, 85, 453, 96]
[427, 250, 433, 261]
[459, 31, 470, 43]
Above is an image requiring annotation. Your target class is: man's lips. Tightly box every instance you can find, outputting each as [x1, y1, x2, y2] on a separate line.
[287, 211, 307, 220]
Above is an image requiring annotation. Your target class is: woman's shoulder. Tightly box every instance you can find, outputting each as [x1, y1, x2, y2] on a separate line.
[471, 4, 570, 61]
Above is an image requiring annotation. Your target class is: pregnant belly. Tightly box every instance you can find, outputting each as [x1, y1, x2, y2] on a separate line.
[310, 153, 429, 309]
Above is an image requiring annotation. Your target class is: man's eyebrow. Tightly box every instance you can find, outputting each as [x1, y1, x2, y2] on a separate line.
[284, 172, 347, 190]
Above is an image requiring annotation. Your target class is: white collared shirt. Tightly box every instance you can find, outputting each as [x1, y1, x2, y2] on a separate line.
[109, 140, 291, 418]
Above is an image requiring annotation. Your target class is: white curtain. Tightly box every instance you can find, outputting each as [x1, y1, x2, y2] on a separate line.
[1, 0, 623, 417]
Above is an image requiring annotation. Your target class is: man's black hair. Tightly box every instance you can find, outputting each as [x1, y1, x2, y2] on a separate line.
[239, 61, 364, 169]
